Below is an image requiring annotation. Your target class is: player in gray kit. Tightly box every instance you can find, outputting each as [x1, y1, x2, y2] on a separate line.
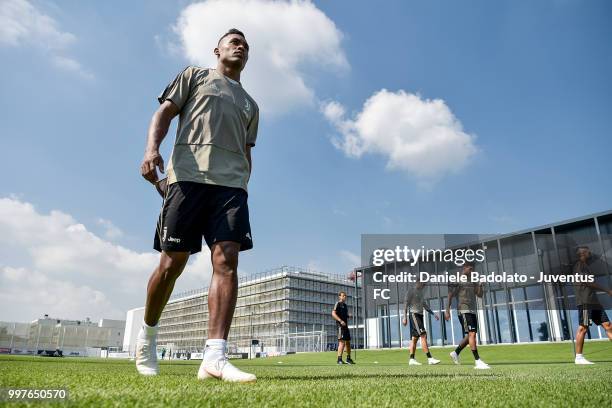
[402, 281, 440, 365]
[572, 246, 612, 365]
[445, 261, 490, 369]
[137, 28, 259, 383]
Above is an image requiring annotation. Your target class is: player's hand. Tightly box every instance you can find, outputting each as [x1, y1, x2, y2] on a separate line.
[435, 313, 440, 321]
[141, 150, 165, 184]
[444, 310, 450, 321]
[607, 289, 612, 296]
[402, 317, 407, 326]
[340, 321, 347, 327]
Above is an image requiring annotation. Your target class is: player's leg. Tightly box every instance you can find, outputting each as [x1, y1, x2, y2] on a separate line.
[602, 321, 612, 340]
[208, 241, 240, 339]
[199, 241, 255, 382]
[408, 336, 421, 365]
[145, 251, 190, 325]
[337, 339, 345, 364]
[465, 314, 489, 369]
[197, 186, 256, 382]
[575, 326, 586, 354]
[450, 314, 469, 365]
[137, 251, 190, 376]
[420, 334, 439, 365]
[345, 340, 354, 364]
[574, 306, 594, 364]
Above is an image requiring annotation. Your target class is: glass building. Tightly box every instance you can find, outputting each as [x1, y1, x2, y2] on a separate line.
[358, 210, 612, 348]
[155, 266, 361, 356]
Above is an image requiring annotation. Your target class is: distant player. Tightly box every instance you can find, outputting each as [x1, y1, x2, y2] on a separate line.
[402, 281, 440, 365]
[332, 291, 355, 365]
[445, 261, 490, 369]
[572, 246, 612, 365]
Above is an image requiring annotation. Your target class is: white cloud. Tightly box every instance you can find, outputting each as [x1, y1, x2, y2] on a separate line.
[52, 55, 94, 79]
[0, 0, 91, 78]
[339, 250, 360, 268]
[96, 218, 123, 240]
[171, 0, 348, 115]
[322, 90, 479, 184]
[0, 197, 214, 322]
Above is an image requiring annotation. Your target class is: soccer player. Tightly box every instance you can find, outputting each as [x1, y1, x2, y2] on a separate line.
[402, 281, 440, 365]
[445, 261, 490, 369]
[137, 29, 259, 383]
[332, 291, 355, 365]
[572, 246, 612, 365]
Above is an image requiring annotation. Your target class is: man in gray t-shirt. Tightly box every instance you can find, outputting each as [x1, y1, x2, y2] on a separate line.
[445, 261, 490, 369]
[402, 281, 440, 365]
[136, 28, 258, 383]
[572, 246, 612, 365]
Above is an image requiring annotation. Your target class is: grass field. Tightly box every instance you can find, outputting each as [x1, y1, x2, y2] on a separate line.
[1, 342, 611, 407]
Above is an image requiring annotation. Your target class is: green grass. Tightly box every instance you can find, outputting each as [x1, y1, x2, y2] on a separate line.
[1, 342, 611, 407]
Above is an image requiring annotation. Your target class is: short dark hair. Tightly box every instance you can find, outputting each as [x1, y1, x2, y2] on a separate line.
[218, 28, 246, 45]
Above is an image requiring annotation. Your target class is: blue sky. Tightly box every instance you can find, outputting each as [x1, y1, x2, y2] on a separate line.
[1, 0, 611, 321]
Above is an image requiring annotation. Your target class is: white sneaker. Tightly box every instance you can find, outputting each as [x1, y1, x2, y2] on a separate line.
[135, 329, 158, 376]
[575, 356, 594, 365]
[474, 359, 490, 370]
[198, 357, 256, 383]
[428, 357, 440, 365]
[408, 358, 422, 366]
[450, 351, 460, 365]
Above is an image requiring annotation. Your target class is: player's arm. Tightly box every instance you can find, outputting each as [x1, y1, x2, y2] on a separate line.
[331, 310, 346, 326]
[585, 282, 612, 295]
[246, 144, 252, 175]
[141, 100, 180, 184]
[445, 288, 456, 321]
[423, 302, 439, 320]
[475, 283, 484, 297]
[402, 291, 411, 326]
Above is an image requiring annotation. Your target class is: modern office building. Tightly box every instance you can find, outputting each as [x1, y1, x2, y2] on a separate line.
[0, 316, 125, 355]
[128, 266, 361, 356]
[358, 210, 612, 348]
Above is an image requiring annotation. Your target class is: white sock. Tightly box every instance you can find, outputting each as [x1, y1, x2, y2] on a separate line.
[204, 339, 226, 362]
[576, 354, 583, 359]
[139, 320, 158, 338]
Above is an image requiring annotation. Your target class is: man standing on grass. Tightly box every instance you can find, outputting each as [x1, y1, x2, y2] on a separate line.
[137, 28, 259, 383]
[445, 261, 490, 369]
[572, 246, 612, 365]
[332, 291, 355, 365]
[402, 281, 440, 366]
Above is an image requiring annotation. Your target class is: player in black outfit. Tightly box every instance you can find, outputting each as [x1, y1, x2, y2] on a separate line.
[332, 291, 354, 364]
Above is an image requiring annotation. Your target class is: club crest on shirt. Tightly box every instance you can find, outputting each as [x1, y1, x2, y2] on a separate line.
[243, 98, 251, 117]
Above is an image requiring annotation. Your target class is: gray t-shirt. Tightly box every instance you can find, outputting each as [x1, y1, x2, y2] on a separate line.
[404, 286, 427, 314]
[449, 283, 478, 314]
[573, 262, 599, 306]
[158, 66, 259, 191]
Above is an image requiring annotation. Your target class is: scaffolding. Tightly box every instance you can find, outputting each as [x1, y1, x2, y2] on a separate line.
[156, 266, 361, 355]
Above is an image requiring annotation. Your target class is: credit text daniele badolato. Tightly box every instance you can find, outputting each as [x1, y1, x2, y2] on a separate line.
[371, 271, 594, 284]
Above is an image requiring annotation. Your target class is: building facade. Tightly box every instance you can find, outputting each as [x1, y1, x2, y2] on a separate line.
[359, 210, 612, 348]
[0, 316, 125, 355]
[148, 266, 361, 356]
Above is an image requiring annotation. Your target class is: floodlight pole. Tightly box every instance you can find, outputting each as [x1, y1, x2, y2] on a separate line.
[354, 268, 358, 361]
[551, 228, 576, 356]
[249, 310, 254, 360]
